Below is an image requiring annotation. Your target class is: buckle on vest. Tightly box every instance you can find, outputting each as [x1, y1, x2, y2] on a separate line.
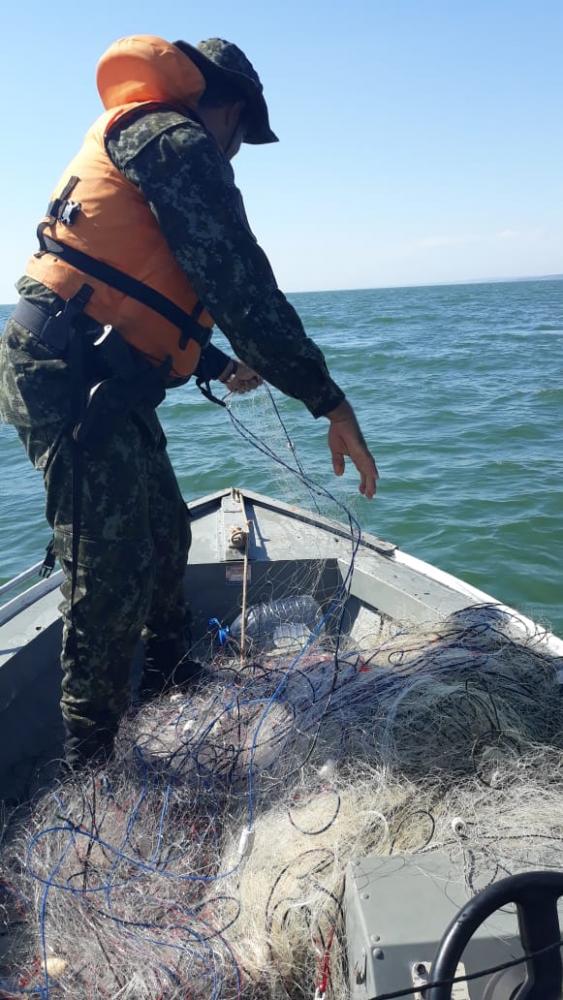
[44, 176, 82, 228]
[59, 200, 82, 226]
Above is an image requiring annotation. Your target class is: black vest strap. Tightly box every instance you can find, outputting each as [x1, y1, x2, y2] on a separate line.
[40, 235, 210, 348]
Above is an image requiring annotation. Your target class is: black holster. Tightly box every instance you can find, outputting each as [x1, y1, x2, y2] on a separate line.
[73, 325, 168, 448]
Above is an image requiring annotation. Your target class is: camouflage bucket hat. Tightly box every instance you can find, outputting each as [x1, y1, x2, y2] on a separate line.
[174, 37, 278, 145]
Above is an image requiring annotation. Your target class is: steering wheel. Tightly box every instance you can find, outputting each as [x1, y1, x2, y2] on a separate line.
[428, 871, 563, 999]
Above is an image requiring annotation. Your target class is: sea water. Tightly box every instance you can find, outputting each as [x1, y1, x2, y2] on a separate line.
[1, 277, 562, 633]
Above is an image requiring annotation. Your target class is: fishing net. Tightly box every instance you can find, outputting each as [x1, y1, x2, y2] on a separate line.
[1, 387, 562, 999]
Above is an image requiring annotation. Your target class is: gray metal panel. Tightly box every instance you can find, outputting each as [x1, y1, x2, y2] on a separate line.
[0, 584, 61, 673]
[0, 570, 63, 629]
[0, 584, 68, 797]
[188, 493, 355, 566]
[0, 621, 63, 801]
[345, 853, 527, 999]
[344, 558, 477, 624]
[188, 487, 397, 557]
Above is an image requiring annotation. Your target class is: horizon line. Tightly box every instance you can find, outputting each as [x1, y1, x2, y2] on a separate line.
[286, 272, 563, 296]
[1, 272, 562, 308]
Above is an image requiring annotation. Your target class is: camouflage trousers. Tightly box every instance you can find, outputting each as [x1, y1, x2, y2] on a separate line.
[0, 319, 191, 744]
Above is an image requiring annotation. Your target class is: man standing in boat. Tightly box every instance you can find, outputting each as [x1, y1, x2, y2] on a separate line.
[0, 35, 377, 768]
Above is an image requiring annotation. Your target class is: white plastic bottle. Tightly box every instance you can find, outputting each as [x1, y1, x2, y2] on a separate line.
[230, 595, 323, 652]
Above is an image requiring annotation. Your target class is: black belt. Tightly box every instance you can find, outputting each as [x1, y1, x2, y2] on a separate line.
[12, 287, 93, 353]
[12, 298, 66, 350]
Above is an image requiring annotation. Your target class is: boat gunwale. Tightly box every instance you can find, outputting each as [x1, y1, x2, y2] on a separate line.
[1, 488, 561, 657]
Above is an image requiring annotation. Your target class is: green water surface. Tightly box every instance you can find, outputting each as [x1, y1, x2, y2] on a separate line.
[1, 278, 562, 633]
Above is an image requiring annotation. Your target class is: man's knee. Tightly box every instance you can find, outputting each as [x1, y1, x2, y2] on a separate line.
[56, 529, 155, 631]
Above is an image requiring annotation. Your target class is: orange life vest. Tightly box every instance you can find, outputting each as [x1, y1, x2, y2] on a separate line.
[26, 35, 215, 383]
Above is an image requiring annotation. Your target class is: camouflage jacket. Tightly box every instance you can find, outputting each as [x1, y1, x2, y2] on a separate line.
[13, 108, 345, 418]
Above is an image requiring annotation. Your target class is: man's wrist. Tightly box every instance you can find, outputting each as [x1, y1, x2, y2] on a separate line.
[326, 399, 354, 423]
[218, 359, 238, 383]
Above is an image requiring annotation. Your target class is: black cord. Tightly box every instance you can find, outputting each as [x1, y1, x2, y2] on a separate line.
[374, 935, 563, 999]
[288, 787, 341, 836]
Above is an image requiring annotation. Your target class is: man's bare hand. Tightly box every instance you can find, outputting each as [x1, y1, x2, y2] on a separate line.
[220, 361, 263, 394]
[326, 400, 379, 498]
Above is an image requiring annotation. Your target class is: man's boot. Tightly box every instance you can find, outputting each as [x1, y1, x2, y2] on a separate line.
[139, 636, 204, 701]
[63, 721, 115, 772]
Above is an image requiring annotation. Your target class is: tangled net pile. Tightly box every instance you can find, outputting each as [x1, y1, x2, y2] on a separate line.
[1, 389, 563, 999]
[2, 604, 562, 999]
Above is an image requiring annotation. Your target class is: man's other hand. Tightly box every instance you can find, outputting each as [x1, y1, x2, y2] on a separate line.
[220, 361, 263, 394]
[326, 400, 379, 499]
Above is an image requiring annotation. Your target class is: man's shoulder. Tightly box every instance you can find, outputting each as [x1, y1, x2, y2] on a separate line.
[107, 106, 216, 170]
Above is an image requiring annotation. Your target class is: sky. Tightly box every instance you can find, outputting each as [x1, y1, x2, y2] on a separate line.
[0, 0, 561, 299]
